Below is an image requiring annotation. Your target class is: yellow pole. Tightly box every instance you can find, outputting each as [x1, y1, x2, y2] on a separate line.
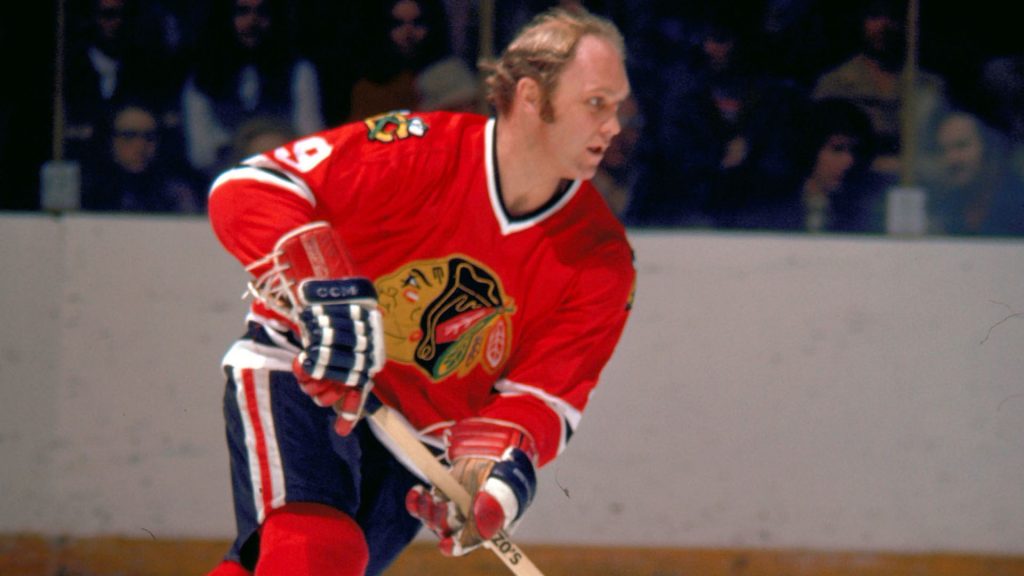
[479, 0, 495, 63]
[476, 0, 495, 114]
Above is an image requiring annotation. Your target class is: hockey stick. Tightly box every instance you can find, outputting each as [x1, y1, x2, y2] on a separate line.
[263, 222, 542, 574]
[362, 395, 545, 576]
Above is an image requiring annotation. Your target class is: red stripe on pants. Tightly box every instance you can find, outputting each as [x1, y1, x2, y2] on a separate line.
[242, 369, 274, 514]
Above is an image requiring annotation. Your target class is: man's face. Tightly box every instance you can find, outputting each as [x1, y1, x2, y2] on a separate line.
[94, 0, 126, 53]
[389, 0, 428, 60]
[234, 0, 271, 50]
[938, 115, 984, 189]
[112, 107, 158, 174]
[863, 10, 903, 64]
[537, 35, 631, 181]
[811, 134, 858, 194]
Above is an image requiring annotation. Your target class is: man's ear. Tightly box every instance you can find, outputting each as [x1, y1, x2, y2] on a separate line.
[515, 77, 542, 116]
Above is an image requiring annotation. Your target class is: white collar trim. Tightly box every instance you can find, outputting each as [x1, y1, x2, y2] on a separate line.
[485, 118, 581, 235]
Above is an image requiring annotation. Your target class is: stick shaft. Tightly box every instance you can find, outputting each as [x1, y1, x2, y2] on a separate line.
[368, 405, 545, 576]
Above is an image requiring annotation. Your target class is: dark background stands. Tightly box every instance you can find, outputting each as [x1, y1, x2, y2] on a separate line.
[2, 0, 1021, 237]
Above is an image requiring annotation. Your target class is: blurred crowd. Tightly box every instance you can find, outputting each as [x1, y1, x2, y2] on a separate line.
[1, 0, 1021, 237]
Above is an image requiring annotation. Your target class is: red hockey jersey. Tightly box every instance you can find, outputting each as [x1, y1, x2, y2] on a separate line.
[208, 111, 635, 466]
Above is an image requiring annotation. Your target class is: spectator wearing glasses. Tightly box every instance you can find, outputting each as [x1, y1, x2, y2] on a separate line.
[81, 101, 204, 213]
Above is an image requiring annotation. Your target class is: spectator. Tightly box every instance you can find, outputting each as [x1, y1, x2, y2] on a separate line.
[346, 0, 452, 122]
[979, 53, 1024, 177]
[925, 110, 1024, 236]
[624, 9, 804, 228]
[224, 116, 297, 168]
[178, 114, 294, 198]
[63, 0, 183, 162]
[811, 0, 950, 184]
[415, 56, 482, 113]
[181, 0, 325, 178]
[737, 98, 885, 233]
[80, 101, 205, 213]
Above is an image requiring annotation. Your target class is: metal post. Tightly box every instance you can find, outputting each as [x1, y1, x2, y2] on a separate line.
[53, 0, 67, 162]
[885, 0, 926, 235]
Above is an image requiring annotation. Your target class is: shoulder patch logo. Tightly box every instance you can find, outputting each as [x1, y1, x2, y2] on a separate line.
[364, 110, 429, 144]
[375, 256, 515, 380]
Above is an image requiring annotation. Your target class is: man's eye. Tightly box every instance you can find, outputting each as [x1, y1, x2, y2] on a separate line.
[588, 97, 604, 108]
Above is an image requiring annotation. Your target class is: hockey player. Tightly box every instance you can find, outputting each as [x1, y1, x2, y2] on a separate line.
[205, 6, 635, 575]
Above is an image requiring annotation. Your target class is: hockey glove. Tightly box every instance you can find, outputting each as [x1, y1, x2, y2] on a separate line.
[246, 222, 385, 437]
[405, 418, 538, 556]
[293, 278, 384, 436]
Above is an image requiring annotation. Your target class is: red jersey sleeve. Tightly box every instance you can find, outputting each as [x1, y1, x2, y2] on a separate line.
[207, 129, 349, 270]
[208, 114, 450, 274]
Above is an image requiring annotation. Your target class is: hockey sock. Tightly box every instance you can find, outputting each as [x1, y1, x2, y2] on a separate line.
[206, 560, 252, 576]
[255, 502, 369, 576]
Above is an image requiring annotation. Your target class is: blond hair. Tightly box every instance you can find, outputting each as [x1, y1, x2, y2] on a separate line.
[482, 7, 625, 120]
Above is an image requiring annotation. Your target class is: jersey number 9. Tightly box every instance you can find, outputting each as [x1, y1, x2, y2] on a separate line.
[273, 136, 332, 173]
